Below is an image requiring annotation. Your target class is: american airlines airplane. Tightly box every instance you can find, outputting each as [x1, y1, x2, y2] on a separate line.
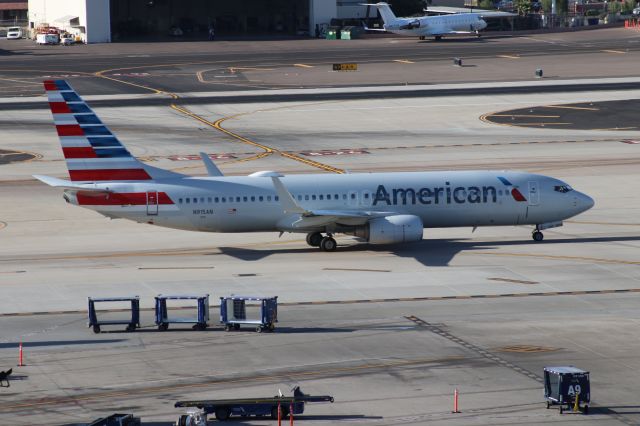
[363, 2, 487, 40]
[36, 80, 594, 252]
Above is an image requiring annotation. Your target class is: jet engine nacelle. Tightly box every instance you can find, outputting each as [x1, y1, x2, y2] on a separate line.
[353, 214, 424, 244]
[400, 19, 421, 30]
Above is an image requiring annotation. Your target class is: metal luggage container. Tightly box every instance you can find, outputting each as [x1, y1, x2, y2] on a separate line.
[544, 366, 590, 414]
[220, 296, 277, 332]
[155, 294, 209, 331]
[87, 296, 140, 334]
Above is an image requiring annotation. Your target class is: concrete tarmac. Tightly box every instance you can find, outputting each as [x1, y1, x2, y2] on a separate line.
[1, 85, 640, 424]
[1, 29, 640, 425]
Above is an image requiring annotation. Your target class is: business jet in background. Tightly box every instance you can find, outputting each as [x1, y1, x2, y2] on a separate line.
[36, 80, 594, 252]
[363, 2, 488, 40]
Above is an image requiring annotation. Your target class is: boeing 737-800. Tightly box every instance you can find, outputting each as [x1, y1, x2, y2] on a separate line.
[35, 80, 594, 251]
[363, 2, 487, 40]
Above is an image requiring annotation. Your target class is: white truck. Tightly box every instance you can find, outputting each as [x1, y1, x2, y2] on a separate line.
[36, 33, 59, 45]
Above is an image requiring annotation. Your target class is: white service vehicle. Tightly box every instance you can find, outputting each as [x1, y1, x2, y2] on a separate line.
[6, 27, 22, 39]
[36, 33, 59, 45]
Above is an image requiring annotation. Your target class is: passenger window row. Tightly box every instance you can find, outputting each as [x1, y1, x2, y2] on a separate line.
[178, 195, 280, 204]
[177, 192, 363, 205]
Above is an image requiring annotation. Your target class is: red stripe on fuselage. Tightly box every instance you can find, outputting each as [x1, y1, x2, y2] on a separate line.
[62, 147, 97, 158]
[69, 169, 152, 181]
[49, 102, 72, 114]
[56, 124, 84, 137]
[77, 192, 174, 206]
[511, 188, 527, 202]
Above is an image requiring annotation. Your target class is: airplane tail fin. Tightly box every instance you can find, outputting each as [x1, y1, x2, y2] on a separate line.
[43, 80, 184, 182]
[362, 2, 399, 25]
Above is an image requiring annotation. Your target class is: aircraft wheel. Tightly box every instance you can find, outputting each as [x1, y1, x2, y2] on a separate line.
[92, 325, 101, 334]
[419, 36, 425, 40]
[435, 35, 442, 41]
[215, 407, 230, 421]
[532, 231, 544, 241]
[320, 236, 337, 252]
[306, 232, 323, 247]
[584, 405, 589, 415]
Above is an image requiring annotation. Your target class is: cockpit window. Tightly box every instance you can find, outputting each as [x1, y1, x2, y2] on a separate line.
[554, 185, 573, 193]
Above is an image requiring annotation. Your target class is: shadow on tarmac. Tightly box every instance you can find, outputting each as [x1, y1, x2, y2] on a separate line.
[218, 235, 640, 267]
[0, 339, 125, 349]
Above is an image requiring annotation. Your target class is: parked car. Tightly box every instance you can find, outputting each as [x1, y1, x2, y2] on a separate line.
[6, 27, 22, 39]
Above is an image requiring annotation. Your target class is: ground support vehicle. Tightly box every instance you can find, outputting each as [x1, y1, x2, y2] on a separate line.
[87, 296, 140, 334]
[175, 386, 334, 421]
[155, 294, 209, 331]
[544, 366, 590, 414]
[220, 295, 277, 332]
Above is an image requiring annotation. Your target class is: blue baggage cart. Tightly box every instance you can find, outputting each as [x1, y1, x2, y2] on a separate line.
[220, 296, 277, 332]
[88, 296, 140, 334]
[155, 294, 209, 331]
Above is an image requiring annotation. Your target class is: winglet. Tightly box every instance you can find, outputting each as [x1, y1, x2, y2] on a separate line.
[199, 152, 224, 177]
[271, 176, 306, 214]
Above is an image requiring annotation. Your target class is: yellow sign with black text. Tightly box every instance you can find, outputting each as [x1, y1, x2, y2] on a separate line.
[332, 63, 358, 71]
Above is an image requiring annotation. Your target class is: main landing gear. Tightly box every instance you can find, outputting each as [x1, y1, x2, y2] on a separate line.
[306, 232, 337, 252]
[532, 226, 544, 242]
[419, 36, 426, 40]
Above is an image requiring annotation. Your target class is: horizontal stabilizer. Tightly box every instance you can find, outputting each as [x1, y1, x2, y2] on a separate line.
[33, 174, 112, 193]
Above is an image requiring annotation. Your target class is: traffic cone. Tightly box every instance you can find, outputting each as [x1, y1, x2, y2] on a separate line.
[290, 402, 294, 425]
[18, 342, 24, 367]
[452, 388, 461, 413]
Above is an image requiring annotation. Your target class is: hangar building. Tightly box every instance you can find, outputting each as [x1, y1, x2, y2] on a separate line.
[28, 0, 373, 43]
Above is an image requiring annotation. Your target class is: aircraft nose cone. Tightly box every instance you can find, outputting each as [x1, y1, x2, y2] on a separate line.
[577, 192, 595, 213]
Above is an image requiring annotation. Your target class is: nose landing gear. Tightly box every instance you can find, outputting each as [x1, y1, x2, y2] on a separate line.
[532, 226, 544, 241]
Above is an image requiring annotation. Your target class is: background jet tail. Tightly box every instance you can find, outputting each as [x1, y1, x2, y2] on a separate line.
[363, 2, 399, 25]
[44, 80, 184, 182]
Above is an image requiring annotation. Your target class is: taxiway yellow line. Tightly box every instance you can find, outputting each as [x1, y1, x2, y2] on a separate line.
[601, 49, 626, 54]
[393, 59, 414, 64]
[293, 63, 314, 68]
[489, 114, 560, 118]
[544, 105, 599, 111]
[497, 55, 520, 59]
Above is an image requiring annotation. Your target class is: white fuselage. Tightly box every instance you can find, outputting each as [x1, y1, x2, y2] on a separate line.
[66, 170, 593, 234]
[385, 13, 487, 37]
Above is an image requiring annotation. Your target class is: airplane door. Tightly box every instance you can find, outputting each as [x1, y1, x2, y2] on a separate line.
[146, 191, 159, 215]
[528, 181, 540, 206]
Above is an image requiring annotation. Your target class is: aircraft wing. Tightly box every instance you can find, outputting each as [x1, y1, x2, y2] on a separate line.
[271, 176, 394, 228]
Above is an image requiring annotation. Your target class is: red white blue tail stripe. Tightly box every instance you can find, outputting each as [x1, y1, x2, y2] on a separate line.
[44, 80, 152, 182]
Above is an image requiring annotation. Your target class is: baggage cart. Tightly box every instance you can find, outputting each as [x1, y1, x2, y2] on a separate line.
[175, 386, 333, 422]
[155, 294, 209, 331]
[544, 366, 590, 414]
[220, 295, 277, 332]
[87, 296, 140, 334]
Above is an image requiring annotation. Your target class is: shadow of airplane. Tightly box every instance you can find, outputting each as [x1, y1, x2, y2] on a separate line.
[217, 235, 640, 267]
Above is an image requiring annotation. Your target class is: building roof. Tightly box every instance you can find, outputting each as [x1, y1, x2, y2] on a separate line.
[0, 2, 27, 11]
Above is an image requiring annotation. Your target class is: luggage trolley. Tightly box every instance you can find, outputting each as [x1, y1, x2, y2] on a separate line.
[155, 294, 209, 331]
[220, 296, 277, 332]
[87, 296, 140, 334]
[544, 366, 590, 414]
